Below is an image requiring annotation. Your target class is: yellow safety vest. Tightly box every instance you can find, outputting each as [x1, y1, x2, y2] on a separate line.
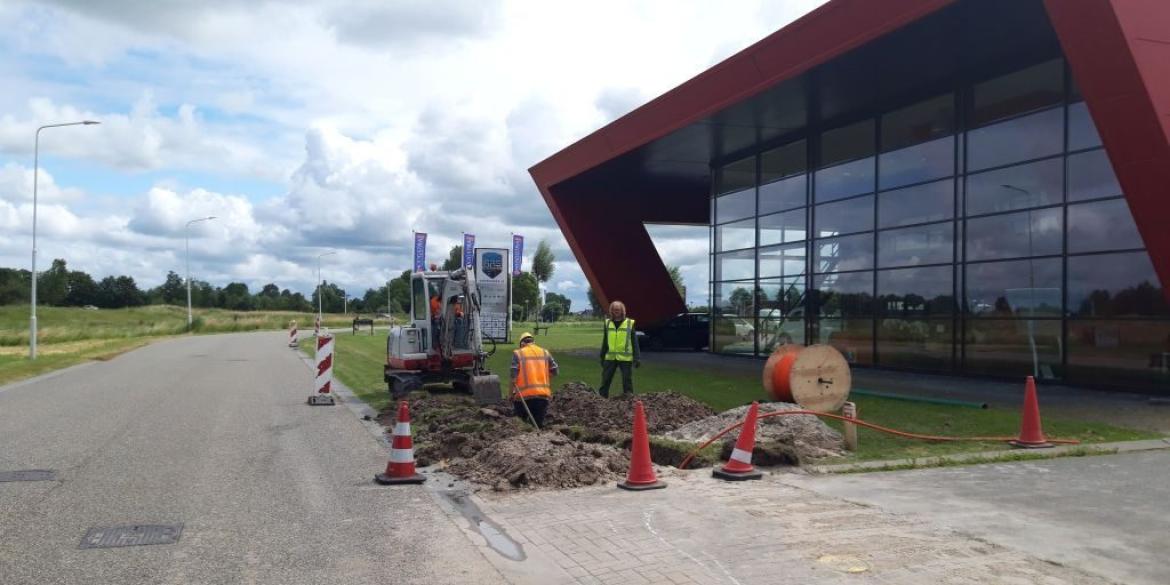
[604, 318, 636, 362]
[514, 344, 553, 399]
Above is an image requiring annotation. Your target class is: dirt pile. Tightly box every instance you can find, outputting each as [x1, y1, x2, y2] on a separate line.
[545, 382, 715, 433]
[447, 432, 628, 491]
[666, 402, 845, 463]
[376, 394, 525, 467]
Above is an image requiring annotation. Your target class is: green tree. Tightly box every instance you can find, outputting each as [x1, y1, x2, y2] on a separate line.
[545, 291, 571, 314]
[441, 245, 463, 271]
[64, 270, 98, 306]
[512, 271, 540, 319]
[38, 258, 70, 306]
[312, 281, 345, 313]
[668, 265, 685, 301]
[729, 287, 752, 317]
[586, 287, 601, 316]
[532, 240, 555, 283]
[96, 275, 145, 308]
[221, 282, 253, 310]
[158, 271, 185, 305]
[0, 268, 31, 305]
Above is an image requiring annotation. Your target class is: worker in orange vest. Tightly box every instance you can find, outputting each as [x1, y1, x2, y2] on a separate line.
[511, 332, 559, 428]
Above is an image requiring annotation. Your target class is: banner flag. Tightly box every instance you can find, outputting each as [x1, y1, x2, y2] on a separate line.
[511, 235, 524, 276]
[413, 232, 427, 272]
[462, 233, 476, 269]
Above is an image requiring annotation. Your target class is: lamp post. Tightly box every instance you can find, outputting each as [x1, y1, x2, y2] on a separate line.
[185, 216, 217, 331]
[29, 120, 100, 359]
[317, 251, 336, 326]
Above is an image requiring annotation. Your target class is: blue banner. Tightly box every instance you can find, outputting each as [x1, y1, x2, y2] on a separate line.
[413, 232, 427, 272]
[511, 235, 524, 276]
[462, 233, 476, 269]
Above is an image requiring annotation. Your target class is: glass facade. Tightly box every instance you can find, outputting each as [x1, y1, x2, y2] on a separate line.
[709, 58, 1170, 391]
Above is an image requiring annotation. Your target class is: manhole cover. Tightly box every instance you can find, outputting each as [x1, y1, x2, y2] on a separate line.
[80, 524, 183, 549]
[0, 470, 56, 482]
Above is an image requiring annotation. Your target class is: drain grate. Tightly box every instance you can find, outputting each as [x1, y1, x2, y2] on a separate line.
[0, 470, 56, 482]
[80, 524, 183, 549]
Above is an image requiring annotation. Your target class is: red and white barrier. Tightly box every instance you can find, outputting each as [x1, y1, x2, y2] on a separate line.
[288, 321, 298, 348]
[308, 331, 335, 405]
[314, 316, 321, 338]
[374, 401, 425, 485]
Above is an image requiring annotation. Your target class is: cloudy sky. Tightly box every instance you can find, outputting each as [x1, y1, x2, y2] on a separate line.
[0, 0, 826, 308]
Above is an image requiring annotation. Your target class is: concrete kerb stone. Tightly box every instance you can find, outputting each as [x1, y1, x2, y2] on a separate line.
[806, 438, 1170, 474]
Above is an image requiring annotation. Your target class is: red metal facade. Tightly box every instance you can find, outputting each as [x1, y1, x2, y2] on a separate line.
[529, 0, 1168, 326]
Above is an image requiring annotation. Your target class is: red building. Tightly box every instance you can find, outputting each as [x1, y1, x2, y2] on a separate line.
[529, 0, 1170, 392]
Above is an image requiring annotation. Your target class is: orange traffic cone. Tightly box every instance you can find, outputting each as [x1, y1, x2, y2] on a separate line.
[714, 401, 764, 481]
[618, 400, 665, 491]
[1010, 376, 1053, 449]
[375, 401, 426, 484]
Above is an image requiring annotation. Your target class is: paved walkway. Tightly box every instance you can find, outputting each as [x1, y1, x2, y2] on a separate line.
[475, 469, 1114, 585]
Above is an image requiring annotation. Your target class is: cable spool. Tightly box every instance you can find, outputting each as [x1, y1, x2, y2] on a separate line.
[762, 344, 852, 412]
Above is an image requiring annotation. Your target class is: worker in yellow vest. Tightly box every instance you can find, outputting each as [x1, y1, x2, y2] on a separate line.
[511, 332, 559, 428]
[599, 300, 640, 398]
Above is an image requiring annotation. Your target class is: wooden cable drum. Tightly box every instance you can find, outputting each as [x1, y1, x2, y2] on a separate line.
[761, 344, 852, 412]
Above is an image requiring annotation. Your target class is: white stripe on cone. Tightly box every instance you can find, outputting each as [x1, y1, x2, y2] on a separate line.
[730, 447, 753, 464]
[393, 422, 411, 436]
[389, 449, 414, 463]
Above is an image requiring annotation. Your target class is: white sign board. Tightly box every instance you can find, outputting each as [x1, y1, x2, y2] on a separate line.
[474, 248, 511, 343]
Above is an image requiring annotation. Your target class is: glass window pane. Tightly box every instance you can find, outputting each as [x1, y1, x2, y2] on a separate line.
[816, 318, 873, 365]
[971, 60, 1064, 127]
[820, 119, 875, 167]
[966, 207, 1062, 261]
[812, 271, 874, 317]
[964, 319, 1062, 379]
[882, 94, 955, 152]
[878, 136, 954, 190]
[715, 218, 755, 252]
[715, 188, 755, 224]
[1068, 101, 1103, 151]
[1068, 252, 1168, 317]
[757, 278, 806, 350]
[877, 266, 954, 316]
[878, 222, 953, 268]
[967, 108, 1064, 171]
[815, 233, 873, 273]
[715, 249, 755, 282]
[878, 319, 953, 370]
[815, 195, 873, 237]
[757, 243, 807, 279]
[713, 282, 755, 317]
[759, 209, 807, 246]
[758, 174, 806, 214]
[966, 158, 1063, 215]
[879, 180, 953, 228]
[1068, 149, 1121, 202]
[815, 157, 875, 202]
[1068, 199, 1143, 254]
[716, 157, 755, 195]
[761, 141, 807, 183]
[713, 317, 755, 355]
[1067, 320, 1170, 390]
[965, 258, 1063, 317]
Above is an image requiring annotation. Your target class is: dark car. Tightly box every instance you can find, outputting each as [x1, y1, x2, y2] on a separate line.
[637, 313, 710, 351]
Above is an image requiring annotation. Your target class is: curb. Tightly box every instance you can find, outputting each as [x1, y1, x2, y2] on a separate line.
[807, 438, 1170, 474]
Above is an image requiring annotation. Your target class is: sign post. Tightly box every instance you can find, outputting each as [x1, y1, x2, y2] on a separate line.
[475, 248, 511, 343]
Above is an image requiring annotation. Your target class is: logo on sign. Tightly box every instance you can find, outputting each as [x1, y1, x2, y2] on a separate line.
[482, 252, 503, 279]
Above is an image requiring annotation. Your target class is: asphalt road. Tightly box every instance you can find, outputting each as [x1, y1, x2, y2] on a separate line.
[0, 332, 506, 585]
[785, 451, 1170, 585]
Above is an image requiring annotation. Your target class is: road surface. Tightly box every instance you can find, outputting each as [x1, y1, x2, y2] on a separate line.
[0, 332, 506, 585]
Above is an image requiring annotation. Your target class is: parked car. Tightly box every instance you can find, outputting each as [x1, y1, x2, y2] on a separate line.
[637, 312, 710, 351]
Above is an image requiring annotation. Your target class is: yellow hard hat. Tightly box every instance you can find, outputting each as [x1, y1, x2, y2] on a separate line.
[519, 332, 534, 343]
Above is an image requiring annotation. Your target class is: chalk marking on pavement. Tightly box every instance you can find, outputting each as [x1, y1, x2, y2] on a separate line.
[642, 509, 741, 585]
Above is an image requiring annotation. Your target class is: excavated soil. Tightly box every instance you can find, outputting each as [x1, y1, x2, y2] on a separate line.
[665, 402, 846, 463]
[544, 382, 716, 433]
[447, 432, 629, 491]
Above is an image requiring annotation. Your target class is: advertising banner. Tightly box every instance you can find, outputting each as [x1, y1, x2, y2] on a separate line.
[462, 233, 476, 269]
[511, 234, 524, 276]
[413, 232, 427, 272]
[475, 247, 510, 342]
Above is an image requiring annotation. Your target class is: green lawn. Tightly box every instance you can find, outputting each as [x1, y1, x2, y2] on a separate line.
[306, 322, 1159, 462]
[0, 304, 369, 385]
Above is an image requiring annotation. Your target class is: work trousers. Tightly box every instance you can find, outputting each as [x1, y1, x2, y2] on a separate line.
[513, 397, 549, 428]
[599, 360, 633, 398]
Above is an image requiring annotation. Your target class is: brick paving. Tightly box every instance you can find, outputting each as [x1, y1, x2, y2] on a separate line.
[475, 470, 1112, 585]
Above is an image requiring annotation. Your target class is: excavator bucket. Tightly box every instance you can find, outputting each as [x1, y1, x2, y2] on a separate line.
[470, 374, 501, 405]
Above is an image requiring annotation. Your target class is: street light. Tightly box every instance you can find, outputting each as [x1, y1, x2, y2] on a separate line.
[317, 251, 336, 326]
[29, 120, 100, 360]
[185, 216, 217, 331]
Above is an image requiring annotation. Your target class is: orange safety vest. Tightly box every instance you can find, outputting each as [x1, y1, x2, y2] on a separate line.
[513, 344, 552, 399]
[430, 296, 440, 317]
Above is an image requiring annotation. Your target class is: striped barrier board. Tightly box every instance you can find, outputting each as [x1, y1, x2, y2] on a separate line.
[288, 321, 298, 348]
[308, 331, 335, 405]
